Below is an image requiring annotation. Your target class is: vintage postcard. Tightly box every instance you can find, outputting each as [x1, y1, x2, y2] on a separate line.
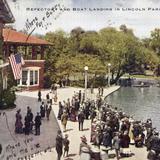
[0, 0, 160, 160]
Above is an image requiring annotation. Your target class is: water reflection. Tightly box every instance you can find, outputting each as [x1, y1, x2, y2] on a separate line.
[105, 87, 160, 131]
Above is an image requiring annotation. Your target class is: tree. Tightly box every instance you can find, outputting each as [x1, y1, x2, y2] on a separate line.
[119, 24, 134, 36]
[68, 27, 85, 54]
[150, 28, 160, 55]
[142, 29, 160, 75]
[55, 54, 106, 78]
[98, 27, 158, 83]
[44, 30, 68, 85]
[43, 26, 159, 86]
[79, 31, 99, 55]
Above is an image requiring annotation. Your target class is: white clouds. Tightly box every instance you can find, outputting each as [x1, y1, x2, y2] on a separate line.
[6, 0, 160, 38]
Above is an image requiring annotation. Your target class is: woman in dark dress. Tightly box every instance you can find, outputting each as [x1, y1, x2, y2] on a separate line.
[24, 115, 30, 135]
[15, 109, 23, 134]
[38, 90, 42, 102]
[57, 101, 63, 120]
[70, 106, 77, 122]
[40, 102, 46, 118]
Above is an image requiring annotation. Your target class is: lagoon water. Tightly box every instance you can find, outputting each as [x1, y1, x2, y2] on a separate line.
[105, 86, 160, 131]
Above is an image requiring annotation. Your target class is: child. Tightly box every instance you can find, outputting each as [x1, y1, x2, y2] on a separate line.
[63, 134, 70, 157]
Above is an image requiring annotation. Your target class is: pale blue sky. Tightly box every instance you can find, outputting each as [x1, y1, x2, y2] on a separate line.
[7, 0, 160, 38]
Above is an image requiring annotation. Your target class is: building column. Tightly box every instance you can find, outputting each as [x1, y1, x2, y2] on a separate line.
[13, 45, 17, 54]
[27, 70, 30, 86]
[40, 46, 44, 59]
[3, 75, 7, 90]
[4, 44, 9, 58]
[32, 46, 37, 59]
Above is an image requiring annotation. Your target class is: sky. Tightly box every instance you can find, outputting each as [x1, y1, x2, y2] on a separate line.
[6, 0, 160, 38]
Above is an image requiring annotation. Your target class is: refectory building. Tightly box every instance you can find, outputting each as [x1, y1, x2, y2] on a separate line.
[3, 28, 51, 90]
[0, 0, 51, 90]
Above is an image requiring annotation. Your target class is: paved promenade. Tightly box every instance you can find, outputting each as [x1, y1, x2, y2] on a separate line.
[0, 96, 60, 160]
[16, 86, 148, 160]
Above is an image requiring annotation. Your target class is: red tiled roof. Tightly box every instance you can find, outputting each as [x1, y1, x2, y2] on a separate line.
[3, 29, 51, 45]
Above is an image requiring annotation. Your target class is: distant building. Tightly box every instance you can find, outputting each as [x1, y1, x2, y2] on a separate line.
[0, 0, 15, 89]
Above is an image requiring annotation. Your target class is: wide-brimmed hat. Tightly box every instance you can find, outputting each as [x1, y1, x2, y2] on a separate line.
[65, 134, 68, 138]
[17, 109, 21, 112]
[81, 135, 87, 142]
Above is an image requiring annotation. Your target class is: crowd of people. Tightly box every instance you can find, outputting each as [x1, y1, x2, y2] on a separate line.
[15, 86, 160, 160]
[15, 98, 52, 136]
[38, 83, 58, 104]
[55, 88, 160, 160]
[15, 107, 41, 136]
[58, 77, 70, 88]
[57, 90, 98, 132]
[91, 102, 160, 160]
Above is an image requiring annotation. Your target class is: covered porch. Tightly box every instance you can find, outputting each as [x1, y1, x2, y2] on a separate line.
[3, 28, 51, 90]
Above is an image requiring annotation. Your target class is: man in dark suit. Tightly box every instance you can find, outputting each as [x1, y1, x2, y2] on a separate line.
[56, 130, 63, 160]
[35, 112, 41, 135]
[78, 111, 85, 131]
[78, 90, 82, 103]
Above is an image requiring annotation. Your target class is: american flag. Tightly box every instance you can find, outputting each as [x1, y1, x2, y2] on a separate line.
[9, 53, 25, 80]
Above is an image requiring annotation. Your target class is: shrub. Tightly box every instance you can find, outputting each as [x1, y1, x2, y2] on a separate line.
[0, 88, 16, 109]
[70, 80, 84, 88]
[91, 76, 107, 87]
[70, 76, 107, 88]
[44, 75, 54, 89]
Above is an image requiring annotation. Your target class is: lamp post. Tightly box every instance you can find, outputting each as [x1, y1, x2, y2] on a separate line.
[108, 63, 111, 87]
[84, 66, 88, 102]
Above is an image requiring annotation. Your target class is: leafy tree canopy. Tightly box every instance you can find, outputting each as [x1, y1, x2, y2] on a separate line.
[43, 25, 159, 85]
